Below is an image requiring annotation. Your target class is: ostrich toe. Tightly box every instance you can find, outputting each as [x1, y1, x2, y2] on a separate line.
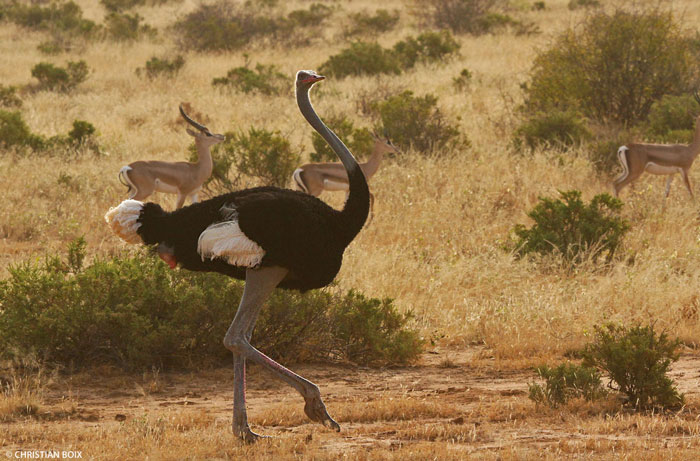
[304, 396, 340, 432]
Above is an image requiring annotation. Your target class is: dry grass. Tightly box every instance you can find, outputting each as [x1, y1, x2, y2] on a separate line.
[3, 0, 700, 457]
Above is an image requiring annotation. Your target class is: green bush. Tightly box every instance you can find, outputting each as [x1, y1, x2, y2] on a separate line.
[319, 42, 402, 79]
[31, 60, 89, 92]
[511, 190, 629, 265]
[0, 85, 22, 108]
[4, 1, 98, 37]
[320, 31, 460, 79]
[453, 68, 473, 91]
[345, 9, 400, 37]
[568, 0, 600, 10]
[104, 12, 156, 41]
[0, 241, 422, 369]
[0, 110, 45, 151]
[513, 110, 590, 151]
[101, 0, 145, 12]
[583, 324, 684, 410]
[286, 3, 332, 27]
[422, 0, 518, 35]
[645, 94, 700, 143]
[523, 8, 700, 125]
[136, 56, 185, 79]
[373, 91, 464, 154]
[528, 362, 606, 408]
[212, 63, 287, 96]
[310, 115, 374, 162]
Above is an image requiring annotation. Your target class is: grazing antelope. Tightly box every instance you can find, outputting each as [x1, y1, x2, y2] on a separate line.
[119, 105, 225, 209]
[292, 134, 399, 206]
[613, 92, 700, 199]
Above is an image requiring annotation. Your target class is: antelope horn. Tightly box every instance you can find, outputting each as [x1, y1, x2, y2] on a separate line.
[179, 104, 210, 133]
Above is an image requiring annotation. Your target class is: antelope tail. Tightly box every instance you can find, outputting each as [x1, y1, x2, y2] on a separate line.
[118, 166, 136, 195]
[292, 168, 309, 193]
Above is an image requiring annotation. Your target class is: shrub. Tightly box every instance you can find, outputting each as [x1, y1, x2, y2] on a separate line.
[0, 110, 45, 151]
[523, 8, 700, 125]
[286, 3, 332, 27]
[136, 56, 185, 79]
[0, 242, 422, 369]
[4, 1, 98, 37]
[345, 9, 400, 38]
[513, 110, 590, 151]
[212, 63, 287, 96]
[319, 42, 402, 79]
[528, 363, 606, 408]
[568, 0, 600, 10]
[0, 85, 22, 108]
[310, 115, 374, 162]
[104, 12, 156, 41]
[101, 0, 145, 12]
[582, 324, 684, 410]
[392, 30, 461, 69]
[453, 68, 473, 91]
[421, 0, 516, 35]
[373, 91, 464, 154]
[645, 94, 700, 143]
[511, 190, 629, 265]
[31, 60, 89, 92]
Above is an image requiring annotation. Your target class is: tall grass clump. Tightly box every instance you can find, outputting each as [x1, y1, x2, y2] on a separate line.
[528, 362, 606, 408]
[0, 85, 22, 108]
[0, 241, 422, 369]
[511, 190, 629, 266]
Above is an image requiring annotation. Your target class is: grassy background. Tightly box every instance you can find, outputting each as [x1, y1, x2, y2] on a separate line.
[1, 0, 700, 366]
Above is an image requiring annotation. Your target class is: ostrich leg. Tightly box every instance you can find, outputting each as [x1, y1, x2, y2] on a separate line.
[225, 266, 340, 441]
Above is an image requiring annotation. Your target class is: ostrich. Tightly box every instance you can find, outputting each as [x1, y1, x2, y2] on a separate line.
[104, 70, 370, 442]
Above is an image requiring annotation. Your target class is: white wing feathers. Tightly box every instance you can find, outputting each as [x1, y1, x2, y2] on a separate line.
[104, 199, 144, 244]
[197, 220, 265, 268]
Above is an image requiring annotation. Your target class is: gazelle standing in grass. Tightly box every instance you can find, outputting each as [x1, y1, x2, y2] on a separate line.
[119, 104, 225, 209]
[613, 92, 700, 200]
[292, 133, 400, 207]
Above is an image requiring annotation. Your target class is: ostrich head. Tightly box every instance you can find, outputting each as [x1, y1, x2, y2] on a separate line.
[296, 70, 325, 89]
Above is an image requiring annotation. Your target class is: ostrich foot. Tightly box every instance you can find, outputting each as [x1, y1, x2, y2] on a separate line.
[234, 425, 270, 443]
[304, 396, 340, 432]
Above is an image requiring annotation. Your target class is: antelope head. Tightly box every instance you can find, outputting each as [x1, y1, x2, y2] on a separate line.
[179, 104, 225, 147]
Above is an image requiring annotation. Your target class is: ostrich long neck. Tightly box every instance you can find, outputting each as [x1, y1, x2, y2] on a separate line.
[297, 85, 370, 243]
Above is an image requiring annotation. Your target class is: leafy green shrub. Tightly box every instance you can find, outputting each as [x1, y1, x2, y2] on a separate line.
[568, 0, 600, 10]
[0, 85, 22, 108]
[0, 242, 422, 369]
[31, 60, 89, 92]
[104, 12, 156, 41]
[173, 1, 330, 52]
[0, 110, 45, 151]
[4, 1, 98, 37]
[453, 68, 473, 91]
[512, 190, 629, 265]
[645, 94, 700, 143]
[532, 1, 546, 11]
[528, 362, 606, 408]
[523, 8, 700, 125]
[320, 42, 402, 79]
[212, 63, 287, 96]
[345, 9, 400, 38]
[310, 115, 374, 162]
[136, 56, 185, 79]
[373, 91, 464, 154]
[421, 0, 518, 35]
[583, 324, 684, 410]
[392, 30, 461, 69]
[513, 110, 590, 150]
[101, 0, 145, 12]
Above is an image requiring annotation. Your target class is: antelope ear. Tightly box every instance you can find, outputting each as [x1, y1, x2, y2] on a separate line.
[185, 128, 198, 137]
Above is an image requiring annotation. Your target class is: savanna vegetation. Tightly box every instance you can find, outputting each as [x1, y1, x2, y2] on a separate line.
[2, 0, 700, 458]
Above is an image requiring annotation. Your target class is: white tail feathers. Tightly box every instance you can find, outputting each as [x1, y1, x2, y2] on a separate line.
[104, 199, 144, 244]
[198, 220, 265, 268]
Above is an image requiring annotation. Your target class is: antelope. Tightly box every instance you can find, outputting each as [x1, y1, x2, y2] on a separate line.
[292, 134, 400, 206]
[613, 92, 700, 200]
[119, 104, 225, 209]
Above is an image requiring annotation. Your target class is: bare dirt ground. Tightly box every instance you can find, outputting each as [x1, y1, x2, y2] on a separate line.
[3, 348, 700, 459]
